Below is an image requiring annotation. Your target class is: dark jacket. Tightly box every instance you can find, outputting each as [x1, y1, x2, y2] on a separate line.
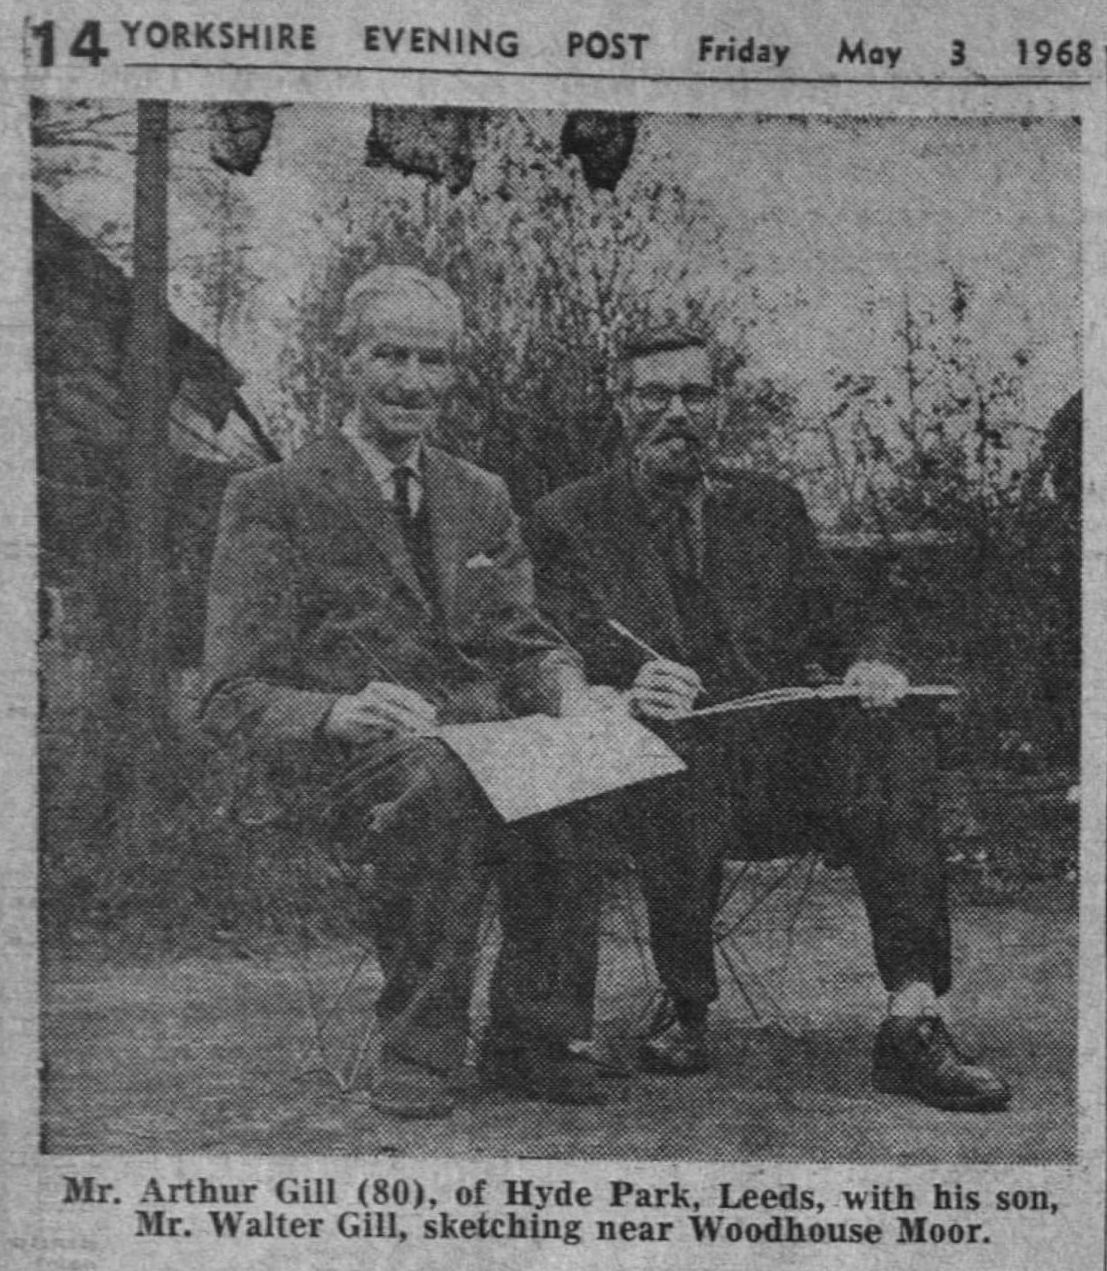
[201, 428, 578, 751]
[528, 460, 893, 698]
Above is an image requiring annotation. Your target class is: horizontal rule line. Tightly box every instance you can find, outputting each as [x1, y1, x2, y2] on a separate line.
[121, 62, 1093, 87]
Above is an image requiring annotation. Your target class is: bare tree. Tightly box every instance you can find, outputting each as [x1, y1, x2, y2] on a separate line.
[280, 111, 748, 507]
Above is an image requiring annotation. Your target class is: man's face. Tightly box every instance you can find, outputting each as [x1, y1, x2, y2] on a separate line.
[343, 294, 457, 455]
[620, 345, 718, 490]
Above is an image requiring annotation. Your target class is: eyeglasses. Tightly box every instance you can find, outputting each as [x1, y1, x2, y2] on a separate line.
[368, 343, 451, 370]
[631, 384, 716, 412]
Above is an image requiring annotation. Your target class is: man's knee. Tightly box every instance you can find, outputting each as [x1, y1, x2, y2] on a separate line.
[396, 736, 485, 816]
[403, 735, 472, 789]
[352, 736, 487, 843]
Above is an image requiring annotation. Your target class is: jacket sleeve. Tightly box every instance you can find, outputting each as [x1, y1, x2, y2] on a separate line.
[525, 498, 642, 690]
[200, 469, 340, 747]
[458, 476, 585, 716]
[784, 489, 902, 676]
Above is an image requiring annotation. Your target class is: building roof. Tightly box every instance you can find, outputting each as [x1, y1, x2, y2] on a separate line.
[33, 193, 279, 463]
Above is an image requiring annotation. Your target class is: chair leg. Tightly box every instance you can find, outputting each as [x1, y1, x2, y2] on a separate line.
[711, 854, 822, 1036]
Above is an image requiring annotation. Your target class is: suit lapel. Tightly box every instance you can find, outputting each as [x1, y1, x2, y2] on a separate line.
[595, 464, 686, 660]
[599, 466, 772, 684]
[297, 430, 428, 611]
[422, 445, 465, 625]
[704, 477, 772, 688]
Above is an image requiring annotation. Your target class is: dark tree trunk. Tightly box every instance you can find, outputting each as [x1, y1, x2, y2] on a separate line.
[111, 99, 173, 856]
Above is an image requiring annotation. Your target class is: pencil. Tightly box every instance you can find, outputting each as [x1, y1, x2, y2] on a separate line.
[607, 618, 665, 662]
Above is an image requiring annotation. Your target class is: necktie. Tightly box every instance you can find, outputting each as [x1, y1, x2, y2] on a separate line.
[673, 500, 701, 579]
[390, 461, 442, 616]
[391, 464, 416, 524]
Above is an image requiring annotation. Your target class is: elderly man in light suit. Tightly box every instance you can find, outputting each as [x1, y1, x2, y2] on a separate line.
[202, 267, 610, 1118]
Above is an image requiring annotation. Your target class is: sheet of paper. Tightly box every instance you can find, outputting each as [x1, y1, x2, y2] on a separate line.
[437, 712, 686, 821]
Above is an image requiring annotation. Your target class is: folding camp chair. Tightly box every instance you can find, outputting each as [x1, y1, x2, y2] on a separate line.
[237, 820, 500, 1096]
[592, 695, 958, 1049]
[600, 850, 822, 1044]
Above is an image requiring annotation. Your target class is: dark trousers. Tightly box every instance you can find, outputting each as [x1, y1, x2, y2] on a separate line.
[559, 706, 951, 1034]
[328, 735, 590, 1073]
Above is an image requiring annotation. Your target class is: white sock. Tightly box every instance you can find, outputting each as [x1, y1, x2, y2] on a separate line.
[887, 982, 938, 1017]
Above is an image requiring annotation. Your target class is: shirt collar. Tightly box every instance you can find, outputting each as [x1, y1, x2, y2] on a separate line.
[341, 417, 424, 493]
[629, 456, 709, 524]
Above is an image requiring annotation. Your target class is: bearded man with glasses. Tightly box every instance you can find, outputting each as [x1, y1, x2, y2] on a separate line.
[526, 325, 1011, 1114]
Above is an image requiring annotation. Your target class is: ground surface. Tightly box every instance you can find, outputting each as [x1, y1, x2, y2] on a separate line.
[40, 869, 1076, 1162]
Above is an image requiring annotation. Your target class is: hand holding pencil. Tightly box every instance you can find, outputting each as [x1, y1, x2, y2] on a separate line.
[607, 619, 703, 720]
[630, 659, 703, 719]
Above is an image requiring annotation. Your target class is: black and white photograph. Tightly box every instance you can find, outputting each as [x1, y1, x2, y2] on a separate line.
[30, 98, 1084, 1170]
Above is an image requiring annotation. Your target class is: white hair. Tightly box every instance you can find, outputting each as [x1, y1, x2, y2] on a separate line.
[336, 265, 463, 346]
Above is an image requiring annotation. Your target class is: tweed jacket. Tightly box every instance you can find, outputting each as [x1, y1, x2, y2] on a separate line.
[527, 459, 896, 700]
[201, 428, 579, 752]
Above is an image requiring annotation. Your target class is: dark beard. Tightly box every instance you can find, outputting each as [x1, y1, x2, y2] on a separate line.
[637, 437, 705, 497]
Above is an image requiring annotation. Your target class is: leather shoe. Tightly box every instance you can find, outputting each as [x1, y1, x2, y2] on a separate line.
[369, 1056, 455, 1120]
[481, 1038, 609, 1105]
[639, 1020, 710, 1075]
[568, 1037, 634, 1078]
[872, 1014, 1011, 1112]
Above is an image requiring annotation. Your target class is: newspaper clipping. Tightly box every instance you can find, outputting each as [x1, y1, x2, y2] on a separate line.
[2, 0, 1104, 1267]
